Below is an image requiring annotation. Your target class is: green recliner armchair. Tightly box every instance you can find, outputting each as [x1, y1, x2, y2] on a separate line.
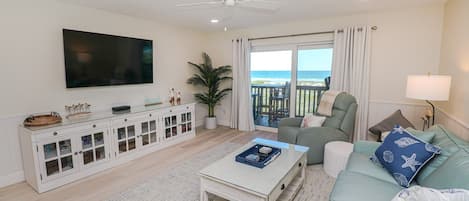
[278, 92, 358, 165]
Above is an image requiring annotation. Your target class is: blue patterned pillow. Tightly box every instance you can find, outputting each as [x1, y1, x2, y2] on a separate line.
[371, 125, 441, 187]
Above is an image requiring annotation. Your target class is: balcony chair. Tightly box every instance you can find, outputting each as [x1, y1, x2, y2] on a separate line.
[268, 82, 290, 121]
[278, 92, 357, 165]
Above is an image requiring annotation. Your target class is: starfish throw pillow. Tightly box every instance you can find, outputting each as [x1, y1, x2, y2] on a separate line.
[371, 125, 441, 187]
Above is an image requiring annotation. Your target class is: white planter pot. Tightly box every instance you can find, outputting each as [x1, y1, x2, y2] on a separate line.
[205, 117, 217, 129]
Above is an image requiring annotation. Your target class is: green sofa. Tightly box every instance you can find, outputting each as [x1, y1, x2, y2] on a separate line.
[278, 92, 357, 164]
[329, 125, 469, 201]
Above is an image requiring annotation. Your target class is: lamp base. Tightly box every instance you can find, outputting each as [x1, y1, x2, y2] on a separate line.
[425, 100, 435, 126]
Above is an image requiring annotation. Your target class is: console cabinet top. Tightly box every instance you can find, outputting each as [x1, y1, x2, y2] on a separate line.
[21, 102, 196, 133]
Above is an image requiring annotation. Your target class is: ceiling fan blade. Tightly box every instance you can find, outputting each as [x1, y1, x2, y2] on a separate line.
[176, 1, 223, 7]
[239, 0, 280, 4]
[237, 1, 280, 12]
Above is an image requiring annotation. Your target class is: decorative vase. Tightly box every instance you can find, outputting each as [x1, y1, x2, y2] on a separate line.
[205, 117, 217, 129]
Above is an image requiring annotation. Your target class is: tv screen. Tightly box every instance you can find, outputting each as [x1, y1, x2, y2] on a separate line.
[63, 29, 153, 88]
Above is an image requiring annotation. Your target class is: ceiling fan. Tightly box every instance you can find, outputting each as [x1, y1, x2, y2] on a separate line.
[176, 0, 280, 12]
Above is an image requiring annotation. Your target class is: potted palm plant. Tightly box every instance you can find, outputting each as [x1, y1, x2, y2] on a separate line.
[187, 53, 232, 129]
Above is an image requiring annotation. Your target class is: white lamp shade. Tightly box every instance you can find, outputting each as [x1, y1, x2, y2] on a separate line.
[406, 75, 452, 101]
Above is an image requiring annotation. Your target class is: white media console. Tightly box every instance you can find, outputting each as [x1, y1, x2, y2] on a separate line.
[19, 103, 196, 193]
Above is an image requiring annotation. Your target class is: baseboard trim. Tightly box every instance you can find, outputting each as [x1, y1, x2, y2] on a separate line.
[217, 120, 230, 127]
[195, 119, 230, 128]
[0, 171, 24, 188]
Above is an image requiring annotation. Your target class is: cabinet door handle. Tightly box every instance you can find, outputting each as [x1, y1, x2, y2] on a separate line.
[149, 114, 152, 117]
[299, 162, 303, 167]
[93, 124, 96, 128]
[74, 152, 78, 155]
[79, 151, 83, 154]
[124, 119, 128, 122]
[281, 184, 285, 190]
[53, 132, 58, 136]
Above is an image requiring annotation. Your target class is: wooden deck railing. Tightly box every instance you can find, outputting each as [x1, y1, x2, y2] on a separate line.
[251, 84, 328, 118]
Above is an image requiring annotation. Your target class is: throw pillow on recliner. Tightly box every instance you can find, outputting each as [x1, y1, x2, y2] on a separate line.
[300, 113, 326, 128]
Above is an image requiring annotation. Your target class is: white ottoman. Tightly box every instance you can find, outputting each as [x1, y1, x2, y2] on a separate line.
[323, 141, 353, 178]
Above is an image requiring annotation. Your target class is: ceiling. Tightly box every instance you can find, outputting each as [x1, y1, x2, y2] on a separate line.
[60, 0, 446, 32]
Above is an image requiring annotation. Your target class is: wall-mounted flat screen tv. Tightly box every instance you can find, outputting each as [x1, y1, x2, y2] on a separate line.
[63, 29, 153, 88]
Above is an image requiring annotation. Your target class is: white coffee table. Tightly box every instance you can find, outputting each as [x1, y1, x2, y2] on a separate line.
[199, 138, 309, 201]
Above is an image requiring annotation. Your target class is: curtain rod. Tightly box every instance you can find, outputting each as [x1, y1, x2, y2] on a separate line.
[247, 26, 378, 41]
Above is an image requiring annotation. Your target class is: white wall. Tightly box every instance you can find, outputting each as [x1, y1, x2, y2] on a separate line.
[1, 0, 464, 189]
[205, 4, 445, 130]
[436, 0, 469, 140]
[0, 0, 207, 187]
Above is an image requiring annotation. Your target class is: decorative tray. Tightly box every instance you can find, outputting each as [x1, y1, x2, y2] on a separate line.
[24, 112, 62, 127]
[235, 144, 281, 169]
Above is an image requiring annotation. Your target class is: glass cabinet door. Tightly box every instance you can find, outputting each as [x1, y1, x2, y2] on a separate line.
[80, 132, 107, 166]
[140, 120, 158, 147]
[164, 114, 178, 139]
[180, 112, 193, 134]
[116, 125, 137, 155]
[41, 138, 75, 179]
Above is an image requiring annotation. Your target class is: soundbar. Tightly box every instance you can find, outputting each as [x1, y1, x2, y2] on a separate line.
[112, 105, 131, 114]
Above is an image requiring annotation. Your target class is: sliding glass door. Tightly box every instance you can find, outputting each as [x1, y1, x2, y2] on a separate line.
[250, 44, 333, 129]
[294, 46, 333, 117]
[251, 50, 292, 128]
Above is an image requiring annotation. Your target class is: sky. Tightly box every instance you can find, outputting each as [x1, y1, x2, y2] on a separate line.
[250, 48, 333, 71]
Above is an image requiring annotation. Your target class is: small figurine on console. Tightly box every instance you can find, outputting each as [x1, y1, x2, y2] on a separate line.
[65, 103, 91, 119]
[169, 88, 176, 106]
[176, 92, 182, 105]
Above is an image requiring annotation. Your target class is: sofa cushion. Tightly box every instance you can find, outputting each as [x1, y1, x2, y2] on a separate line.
[330, 171, 403, 201]
[346, 152, 398, 185]
[419, 150, 469, 189]
[382, 128, 435, 143]
[416, 125, 469, 184]
[406, 128, 436, 143]
[353, 141, 381, 155]
[373, 126, 441, 187]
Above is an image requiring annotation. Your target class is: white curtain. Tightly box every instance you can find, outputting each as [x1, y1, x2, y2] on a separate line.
[231, 37, 255, 131]
[331, 26, 372, 141]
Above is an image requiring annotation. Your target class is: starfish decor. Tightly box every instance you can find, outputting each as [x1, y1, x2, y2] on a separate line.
[401, 153, 422, 172]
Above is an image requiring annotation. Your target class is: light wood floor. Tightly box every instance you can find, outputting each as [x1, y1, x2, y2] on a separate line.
[0, 127, 276, 201]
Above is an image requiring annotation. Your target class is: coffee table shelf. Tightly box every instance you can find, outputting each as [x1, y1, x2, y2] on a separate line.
[199, 138, 309, 201]
[277, 171, 304, 201]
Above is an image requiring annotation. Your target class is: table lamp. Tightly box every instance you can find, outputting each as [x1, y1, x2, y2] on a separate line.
[406, 74, 451, 125]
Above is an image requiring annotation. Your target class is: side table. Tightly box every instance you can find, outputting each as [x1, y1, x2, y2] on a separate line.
[323, 141, 353, 178]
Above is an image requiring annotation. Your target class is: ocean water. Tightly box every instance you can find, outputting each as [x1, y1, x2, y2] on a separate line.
[251, 70, 331, 82]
